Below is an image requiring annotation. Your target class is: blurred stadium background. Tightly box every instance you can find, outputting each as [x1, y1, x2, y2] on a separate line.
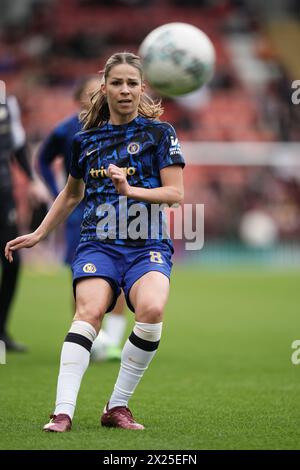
[2, 0, 300, 265]
[1, 0, 300, 450]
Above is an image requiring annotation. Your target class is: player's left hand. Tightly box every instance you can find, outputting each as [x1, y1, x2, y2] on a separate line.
[107, 164, 131, 196]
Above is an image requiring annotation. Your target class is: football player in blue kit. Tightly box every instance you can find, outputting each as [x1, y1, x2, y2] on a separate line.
[5, 52, 185, 431]
[37, 76, 127, 361]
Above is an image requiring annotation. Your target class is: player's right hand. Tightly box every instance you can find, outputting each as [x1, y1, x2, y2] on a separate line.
[107, 164, 131, 196]
[5, 232, 41, 263]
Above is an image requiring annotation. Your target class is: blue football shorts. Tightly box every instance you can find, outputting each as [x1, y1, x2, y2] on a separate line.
[71, 241, 173, 312]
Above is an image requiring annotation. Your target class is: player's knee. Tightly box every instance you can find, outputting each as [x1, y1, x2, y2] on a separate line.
[74, 304, 105, 329]
[136, 303, 164, 323]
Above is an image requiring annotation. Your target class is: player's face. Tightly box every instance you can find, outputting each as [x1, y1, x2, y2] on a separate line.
[101, 64, 145, 124]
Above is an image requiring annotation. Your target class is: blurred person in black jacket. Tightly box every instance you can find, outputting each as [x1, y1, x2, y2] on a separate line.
[0, 94, 45, 351]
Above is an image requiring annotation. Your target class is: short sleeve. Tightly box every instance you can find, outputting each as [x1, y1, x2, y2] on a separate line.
[156, 124, 185, 170]
[69, 134, 83, 179]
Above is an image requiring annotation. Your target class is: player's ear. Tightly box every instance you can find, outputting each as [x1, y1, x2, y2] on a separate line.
[141, 82, 146, 94]
[100, 81, 106, 96]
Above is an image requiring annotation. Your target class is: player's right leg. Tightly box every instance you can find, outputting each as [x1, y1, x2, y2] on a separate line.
[43, 277, 113, 432]
[101, 243, 173, 430]
[91, 292, 127, 362]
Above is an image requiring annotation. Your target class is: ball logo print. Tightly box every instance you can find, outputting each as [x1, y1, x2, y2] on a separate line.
[139, 22, 215, 97]
[83, 263, 97, 273]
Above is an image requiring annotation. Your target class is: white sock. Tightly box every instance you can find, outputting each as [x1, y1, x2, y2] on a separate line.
[108, 322, 162, 409]
[54, 320, 97, 419]
[103, 313, 127, 347]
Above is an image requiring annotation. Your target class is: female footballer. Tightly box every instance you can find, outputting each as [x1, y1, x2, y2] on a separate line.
[5, 52, 185, 431]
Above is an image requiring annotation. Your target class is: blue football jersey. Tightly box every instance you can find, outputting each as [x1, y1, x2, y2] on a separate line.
[70, 116, 185, 247]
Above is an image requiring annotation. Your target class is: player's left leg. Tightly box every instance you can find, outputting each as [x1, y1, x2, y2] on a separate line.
[101, 271, 169, 430]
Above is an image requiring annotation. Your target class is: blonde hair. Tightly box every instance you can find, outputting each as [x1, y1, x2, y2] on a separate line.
[81, 52, 163, 130]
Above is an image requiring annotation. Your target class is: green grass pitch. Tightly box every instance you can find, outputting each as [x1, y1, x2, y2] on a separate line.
[0, 266, 299, 450]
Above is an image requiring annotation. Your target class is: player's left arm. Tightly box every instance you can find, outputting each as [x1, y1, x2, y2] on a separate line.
[107, 163, 184, 206]
[5, 175, 85, 262]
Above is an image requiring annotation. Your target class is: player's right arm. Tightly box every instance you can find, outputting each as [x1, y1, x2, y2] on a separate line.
[5, 175, 85, 262]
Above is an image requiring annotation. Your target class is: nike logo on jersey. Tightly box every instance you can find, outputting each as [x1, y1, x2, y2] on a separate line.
[86, 148, 98, 156]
